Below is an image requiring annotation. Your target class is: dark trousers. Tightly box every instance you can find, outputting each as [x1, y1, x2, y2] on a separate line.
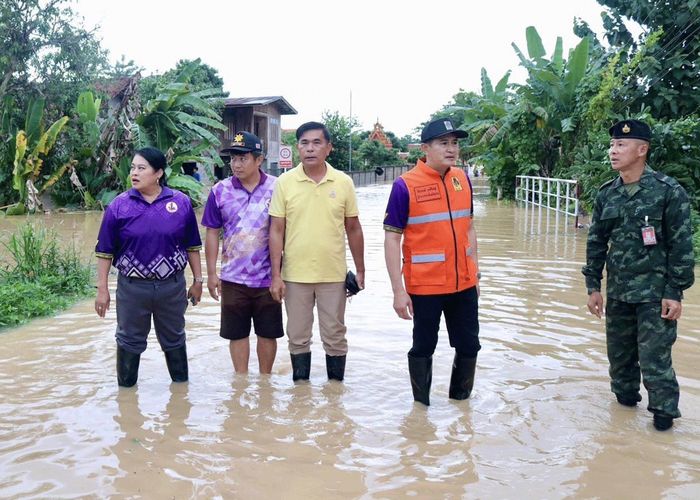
[606, 297, 680, 418]
[115, 272, 188, 354]
[408, 286, 480, 358]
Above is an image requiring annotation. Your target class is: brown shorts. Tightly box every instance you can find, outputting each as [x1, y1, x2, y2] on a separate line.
[220, 280, 284, 340]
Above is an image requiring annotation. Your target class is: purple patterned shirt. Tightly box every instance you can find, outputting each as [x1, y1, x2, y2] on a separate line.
[95, 187, 202, 279]
[201, 171, 277, 287]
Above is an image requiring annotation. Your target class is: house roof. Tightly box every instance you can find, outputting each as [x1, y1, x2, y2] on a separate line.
[224, 96, 297, 115]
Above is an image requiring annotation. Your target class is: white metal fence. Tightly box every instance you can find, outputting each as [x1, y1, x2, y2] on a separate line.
[515, 175, 580, 225]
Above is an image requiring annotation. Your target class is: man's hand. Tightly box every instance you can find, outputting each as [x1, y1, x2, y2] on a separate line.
[208, 274, 221, 301]
[270, 276, 286, 303]
[393, 289, 413, 320]
[356, 270, 365, 290]
[587, 291, 604, 318]
[661, 298, 682, 320]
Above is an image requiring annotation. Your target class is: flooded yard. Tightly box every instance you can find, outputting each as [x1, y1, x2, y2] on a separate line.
[1, 178, 699, 498]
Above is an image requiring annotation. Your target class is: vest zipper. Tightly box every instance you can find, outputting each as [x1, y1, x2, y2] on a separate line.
[441, 176, 459, 291]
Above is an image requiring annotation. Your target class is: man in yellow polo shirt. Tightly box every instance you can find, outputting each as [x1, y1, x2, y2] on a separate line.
[269, 121, 365, 382]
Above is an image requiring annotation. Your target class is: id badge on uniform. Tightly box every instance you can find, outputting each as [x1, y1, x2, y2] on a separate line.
[641, 215, 657, 246]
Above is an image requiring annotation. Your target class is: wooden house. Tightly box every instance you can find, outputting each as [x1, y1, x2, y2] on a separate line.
[219, 96, 297, 175]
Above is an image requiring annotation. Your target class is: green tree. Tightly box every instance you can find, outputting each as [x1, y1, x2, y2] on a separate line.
[281, 129, 301, 166]
[0, 0, 108, 115]
[596, 0, 700, 118]
[134, 61, 227, 205]
[510, 26, 591, 177]
[107, 56, 143, 79]
[356, 140, 401, 169]
[139, 58, 228, 105]
[396, 134, 418, 151]
[321, 110, 360, 171]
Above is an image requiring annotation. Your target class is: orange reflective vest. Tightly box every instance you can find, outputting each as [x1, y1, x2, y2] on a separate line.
[401, 160, 478, 295]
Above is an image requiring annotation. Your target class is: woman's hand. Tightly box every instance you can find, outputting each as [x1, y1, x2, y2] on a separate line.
[188, 281, 203, 306]
[95, 287, 110, 317]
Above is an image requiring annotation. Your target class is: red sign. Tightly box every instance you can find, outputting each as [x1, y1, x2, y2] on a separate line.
[279, 145, 293, 169]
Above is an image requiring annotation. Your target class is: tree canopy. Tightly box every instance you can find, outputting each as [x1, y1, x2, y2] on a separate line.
[424, 0, 700, 213]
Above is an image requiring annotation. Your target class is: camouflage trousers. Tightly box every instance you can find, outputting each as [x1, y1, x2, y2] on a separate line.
[606, 298, 680, 418]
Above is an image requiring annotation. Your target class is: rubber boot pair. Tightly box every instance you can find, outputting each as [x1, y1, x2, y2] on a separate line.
[290, 352, 347, 381]
[117, 344, 188, 386]
[407, 353, 477, 405]
[164, 345, 189, 383]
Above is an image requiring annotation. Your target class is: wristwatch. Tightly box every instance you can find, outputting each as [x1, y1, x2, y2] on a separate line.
[193, 277, 204, 284]
[476, 272, 482, 280]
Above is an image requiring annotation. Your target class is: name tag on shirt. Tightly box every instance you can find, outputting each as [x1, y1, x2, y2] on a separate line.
[641, 225, 657, 246]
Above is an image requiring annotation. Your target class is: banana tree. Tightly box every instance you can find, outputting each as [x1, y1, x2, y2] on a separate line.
[9, 98, 72, 214]
[508, 26, 591, 176]
[134, 59, 226, 205]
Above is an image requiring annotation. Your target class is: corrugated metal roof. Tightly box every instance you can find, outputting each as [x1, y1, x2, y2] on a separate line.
[224, 96, 297, 115]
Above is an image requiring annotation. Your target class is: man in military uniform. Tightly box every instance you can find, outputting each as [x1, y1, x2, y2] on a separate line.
[582, 119, 695, 431]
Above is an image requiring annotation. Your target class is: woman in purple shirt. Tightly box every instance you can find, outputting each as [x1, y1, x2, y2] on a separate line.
[94, 147, 203, 387]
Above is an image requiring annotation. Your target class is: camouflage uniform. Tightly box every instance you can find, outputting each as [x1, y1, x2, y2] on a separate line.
[582, 166, 695, 418]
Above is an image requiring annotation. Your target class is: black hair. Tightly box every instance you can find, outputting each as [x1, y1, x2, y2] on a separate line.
[135, 147, 168, 186]
[295, 121, 331, 142]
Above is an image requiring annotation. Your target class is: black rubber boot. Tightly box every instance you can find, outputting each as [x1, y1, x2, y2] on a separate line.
[616, 393, 641, 407]
[117, 345, 140, 388]
[291, 352, 311, 381]
[653, 414, 674, 431]
[408, 354, 432, 406]
[164, 345, 189, 383]
[326, 354, 347, 381]
[449, 354, 477, 400]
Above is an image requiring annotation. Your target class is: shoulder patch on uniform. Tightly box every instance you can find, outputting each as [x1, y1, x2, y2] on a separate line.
[653, 171, 679, 187]
[599, 178, 615, 189]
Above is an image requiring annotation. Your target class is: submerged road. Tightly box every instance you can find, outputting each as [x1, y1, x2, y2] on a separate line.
[1, 178, 699, 498]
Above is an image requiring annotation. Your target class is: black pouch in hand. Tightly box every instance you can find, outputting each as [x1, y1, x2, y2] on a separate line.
[345, 270, 361, 296]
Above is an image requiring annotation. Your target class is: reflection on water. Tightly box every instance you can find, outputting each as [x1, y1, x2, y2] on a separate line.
[1, 179, 699, 498]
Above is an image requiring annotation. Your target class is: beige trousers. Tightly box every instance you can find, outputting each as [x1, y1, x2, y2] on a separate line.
[284, 281, 347, 356]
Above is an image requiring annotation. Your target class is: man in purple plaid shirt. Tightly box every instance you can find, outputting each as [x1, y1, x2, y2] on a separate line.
[202, 131, 283, 374]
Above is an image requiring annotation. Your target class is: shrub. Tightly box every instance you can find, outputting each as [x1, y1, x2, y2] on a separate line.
[0, 223, 93, 328]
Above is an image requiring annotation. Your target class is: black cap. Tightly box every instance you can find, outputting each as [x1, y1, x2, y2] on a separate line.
[221, 131, 263, 153]
[609, 119, 651, 142]
[421, 118, 468, 143]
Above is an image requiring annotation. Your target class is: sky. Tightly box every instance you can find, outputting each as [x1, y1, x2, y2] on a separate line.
[71, 0, 609, 137]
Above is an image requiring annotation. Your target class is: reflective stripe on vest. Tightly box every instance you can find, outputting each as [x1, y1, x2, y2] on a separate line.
[407, 209, 472, 225]
[411, 253, 446, 264]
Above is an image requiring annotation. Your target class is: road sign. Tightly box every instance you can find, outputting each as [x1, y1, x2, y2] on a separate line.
[279, 145, 293, 169]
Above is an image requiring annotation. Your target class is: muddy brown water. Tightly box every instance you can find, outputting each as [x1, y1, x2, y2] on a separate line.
[1, 179, 699, 498]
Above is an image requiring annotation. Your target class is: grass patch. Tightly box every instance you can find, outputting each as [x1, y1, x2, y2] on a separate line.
[0, 223, 93, 329]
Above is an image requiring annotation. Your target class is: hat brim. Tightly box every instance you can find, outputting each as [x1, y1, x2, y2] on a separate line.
[221, 146, 254, 154]
[422, 129, 468, 143]
[610, 135, 650, 142]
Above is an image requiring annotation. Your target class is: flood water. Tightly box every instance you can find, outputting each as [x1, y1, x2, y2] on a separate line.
[1, 178, 699, 499]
